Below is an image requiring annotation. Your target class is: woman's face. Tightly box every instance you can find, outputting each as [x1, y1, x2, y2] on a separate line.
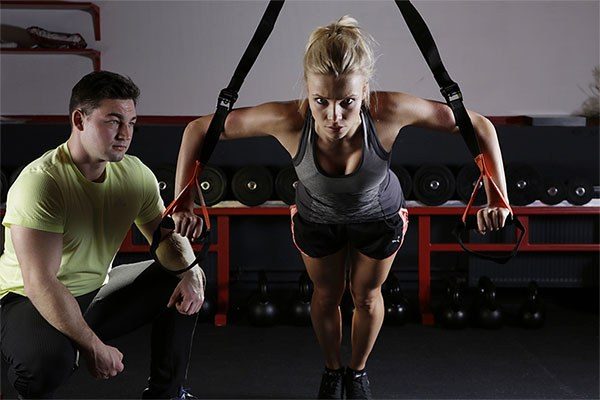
[306, 72, 367, 140]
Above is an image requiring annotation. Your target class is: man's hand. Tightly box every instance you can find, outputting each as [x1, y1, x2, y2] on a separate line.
[82, 337, 124, 380]
[172, 210, 204, 241]
[167, 267, 206, 315]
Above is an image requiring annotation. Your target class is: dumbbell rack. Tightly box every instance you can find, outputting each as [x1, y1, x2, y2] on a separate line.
[116, 203, 600, 326]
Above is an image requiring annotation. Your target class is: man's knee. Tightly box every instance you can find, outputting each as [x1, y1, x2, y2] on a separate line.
[9, 347, 77, 398]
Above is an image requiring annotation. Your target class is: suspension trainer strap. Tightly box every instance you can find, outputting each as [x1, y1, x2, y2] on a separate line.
[394, 0, 479, 158]
[394, 0, 522, 262]
[151, 1, 285, 274]
[199, 0, 285, 166]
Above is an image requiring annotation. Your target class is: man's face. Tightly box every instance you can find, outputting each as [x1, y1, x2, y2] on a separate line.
[78, 98, 137, 162]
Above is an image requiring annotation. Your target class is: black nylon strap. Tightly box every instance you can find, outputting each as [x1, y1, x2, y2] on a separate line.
[199, 0, 285, 165]
[394, 0, 481, 158]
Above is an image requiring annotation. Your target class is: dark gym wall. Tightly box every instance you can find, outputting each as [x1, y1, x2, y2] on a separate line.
[2, 124, 598, 181]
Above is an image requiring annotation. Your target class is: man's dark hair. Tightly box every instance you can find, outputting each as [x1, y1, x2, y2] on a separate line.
[69, 70, 140, 116]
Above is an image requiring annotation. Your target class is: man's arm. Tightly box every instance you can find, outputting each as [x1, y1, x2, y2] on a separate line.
[12, 225, 124, 379]
[137, 215, 205, 315]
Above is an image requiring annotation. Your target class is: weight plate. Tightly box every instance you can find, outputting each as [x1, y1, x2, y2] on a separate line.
[506, 164, 542, 206]
[198, 166, 227, 206]
[456, 164, 486, 206]
[539, 177, 567, 205]
[412, 164, 455, 206]
[392, 165, 412, 200]
[153, 165, 176, 205]
[231, 166, 273, 206]
[275, 166, 298, 205]
[566, 177, 593, 206]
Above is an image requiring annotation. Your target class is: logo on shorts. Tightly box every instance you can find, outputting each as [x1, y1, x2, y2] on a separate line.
[391, 236, 402, 244]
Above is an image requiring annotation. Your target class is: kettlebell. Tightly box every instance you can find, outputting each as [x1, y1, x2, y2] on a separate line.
[384, 273, 409, 326]
[290, 271, 312, 326]
[440, 277, 468, 329]
[248, 270, 278, 326]
[519, 281, 545, 329]
[476, 276, 503, 329]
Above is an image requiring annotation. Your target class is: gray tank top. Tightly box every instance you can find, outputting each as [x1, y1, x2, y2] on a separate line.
[292, 107, 404, 224]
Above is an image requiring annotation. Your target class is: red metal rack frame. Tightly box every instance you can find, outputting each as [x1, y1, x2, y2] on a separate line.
[118, 205, 600, 327]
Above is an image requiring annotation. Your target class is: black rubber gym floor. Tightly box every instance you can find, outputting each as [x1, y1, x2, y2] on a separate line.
[2, 298, 598, 399]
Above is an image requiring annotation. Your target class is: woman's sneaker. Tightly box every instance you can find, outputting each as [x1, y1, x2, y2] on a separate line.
[345, 367, 372, 399]
[318, 367, 345, 399]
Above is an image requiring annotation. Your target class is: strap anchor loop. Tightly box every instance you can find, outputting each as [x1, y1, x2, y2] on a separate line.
[440, 82, 463, 103]
[217, 88, 239, 110]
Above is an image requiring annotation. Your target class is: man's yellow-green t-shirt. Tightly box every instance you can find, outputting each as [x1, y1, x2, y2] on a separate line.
[0, 142, 163, 298]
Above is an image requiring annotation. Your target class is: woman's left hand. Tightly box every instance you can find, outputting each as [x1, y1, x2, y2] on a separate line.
[476, 206, 511, 234]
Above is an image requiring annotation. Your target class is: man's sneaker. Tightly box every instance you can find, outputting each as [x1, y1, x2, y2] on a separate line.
[318, 367, 345, 399]
[173, 387, 198, 400]
[345, 368, 372, 399]
[142, 386, 198, 399]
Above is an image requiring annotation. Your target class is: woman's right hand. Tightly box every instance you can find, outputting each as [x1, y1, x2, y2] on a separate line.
[172, 209, 204, 240]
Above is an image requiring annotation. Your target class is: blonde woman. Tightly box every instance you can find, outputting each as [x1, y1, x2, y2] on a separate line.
[174, 16, 510, 399]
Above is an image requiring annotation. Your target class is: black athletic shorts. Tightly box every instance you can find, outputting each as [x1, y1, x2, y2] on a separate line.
[290, 205, 409, 260]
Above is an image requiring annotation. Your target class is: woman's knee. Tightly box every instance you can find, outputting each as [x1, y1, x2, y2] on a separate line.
[350, 288, 383, 314]
[312, 285, 345, 309]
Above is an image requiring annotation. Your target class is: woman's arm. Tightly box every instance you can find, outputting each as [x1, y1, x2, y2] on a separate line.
[373, 91, 510, 232]
[173, 101, 302, 237]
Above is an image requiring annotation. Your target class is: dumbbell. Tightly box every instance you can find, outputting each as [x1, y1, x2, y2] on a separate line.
[506, 164, 542, 206]
[231, 166, 273, 206]
[391, 166, 413, 200]
[566, 177, 593, 206]
[198, 166, 228, 206]
[275, 166, 298, 206]
[153, 164, 176, 205]
[539, 177, 567, 205]
[456, 164, 486, 206]
[412, 164, 455, 206]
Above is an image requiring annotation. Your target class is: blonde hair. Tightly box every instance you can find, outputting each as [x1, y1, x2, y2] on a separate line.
[303, 16, 375, 106]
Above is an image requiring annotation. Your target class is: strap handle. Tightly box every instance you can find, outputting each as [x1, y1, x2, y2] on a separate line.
[452, 214, 525, 264]
[150, 161, 211, 275]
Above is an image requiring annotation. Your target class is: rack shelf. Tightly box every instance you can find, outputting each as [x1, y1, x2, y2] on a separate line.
[0, 1, 101, 71]
[0, 48, 101, 71]
[0, 1, 101, 40]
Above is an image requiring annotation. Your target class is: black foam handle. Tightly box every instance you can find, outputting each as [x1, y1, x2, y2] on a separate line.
[150, 216, 211, 275]
[452, 215, 525, 264]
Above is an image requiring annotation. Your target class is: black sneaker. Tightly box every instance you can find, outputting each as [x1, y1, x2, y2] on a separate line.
[345, 368, 372, 399]
[318, 367, 345, 399]
[141, 386, 198, 399]
[173, 387, 198, 400]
